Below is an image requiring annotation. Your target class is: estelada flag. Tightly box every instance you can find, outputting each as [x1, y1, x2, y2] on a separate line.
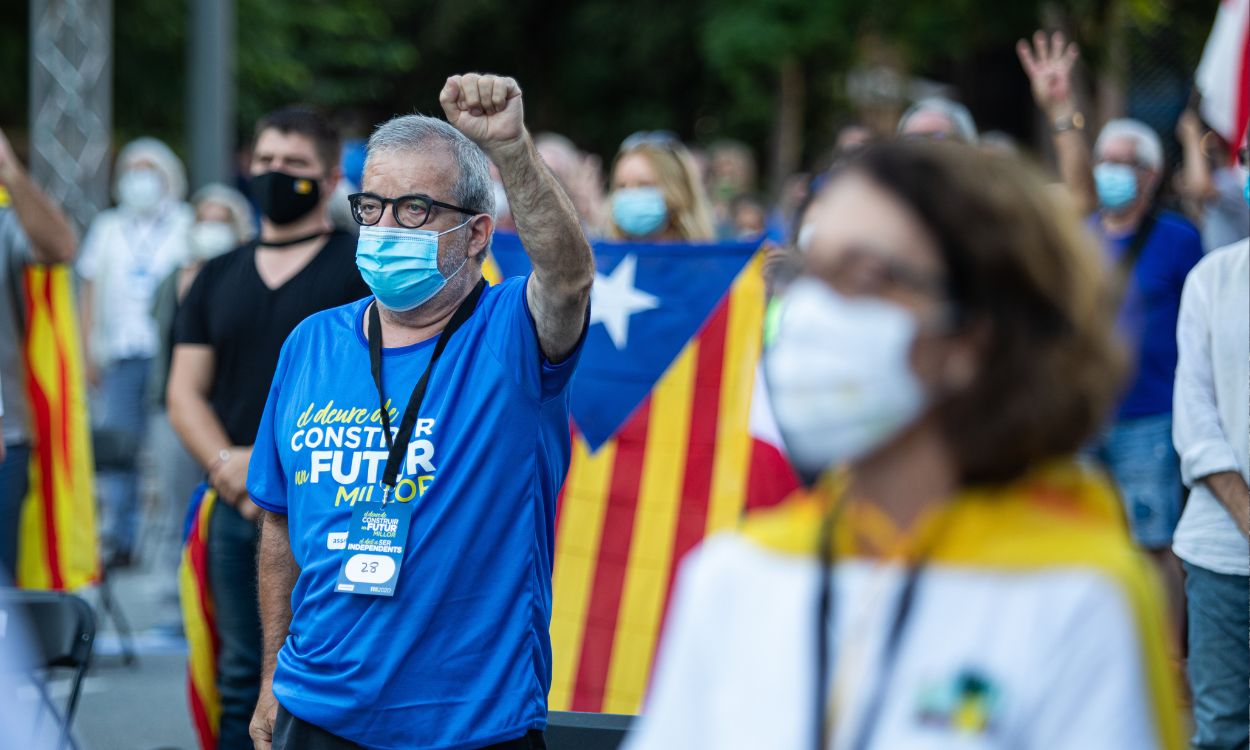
[16, 264, 100, 590]
[179, 484, 220, 750]
[491, 233, 798, 714]
[1196, 0, 1250, 153]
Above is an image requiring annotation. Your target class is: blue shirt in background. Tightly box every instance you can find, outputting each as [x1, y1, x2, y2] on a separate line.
[1098, 210, 1204, 420]
[248, 276, 581, 750]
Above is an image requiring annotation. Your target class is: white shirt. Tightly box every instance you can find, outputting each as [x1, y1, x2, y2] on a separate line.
[78, 202, 192, 365]
[624, 465, 1181, 750]
[1172, 238, 1250, 576]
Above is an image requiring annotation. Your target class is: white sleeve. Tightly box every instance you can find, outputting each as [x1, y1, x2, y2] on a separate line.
[1173, 262, 1240, 485]
[1021, 575, 1170, 750]
[621, 545, 720, 750]
[76, 213, 110, 280]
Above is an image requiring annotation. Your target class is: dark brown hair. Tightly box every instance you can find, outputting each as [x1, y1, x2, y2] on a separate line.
[253, 105, 340, 176]
[837, 141, 1127, 485]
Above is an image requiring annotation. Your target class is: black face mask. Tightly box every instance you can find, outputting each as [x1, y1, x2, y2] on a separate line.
[249, 170, 321, 225]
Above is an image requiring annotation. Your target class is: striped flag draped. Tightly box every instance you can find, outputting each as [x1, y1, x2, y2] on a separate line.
[491, 234, 798, 713]
[179, 485, 220, 750]
[16, 264, 99, 590]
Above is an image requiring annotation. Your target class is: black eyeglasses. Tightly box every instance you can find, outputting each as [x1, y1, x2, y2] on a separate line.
[348, 192, 476, 229]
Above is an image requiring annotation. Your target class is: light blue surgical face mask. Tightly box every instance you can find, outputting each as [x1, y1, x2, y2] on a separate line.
[1093, 162, 1139, 210]
[612, 187, 668, 237]
[355, 219, 472, 312]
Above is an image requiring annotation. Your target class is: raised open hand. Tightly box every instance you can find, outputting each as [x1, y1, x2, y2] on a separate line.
[1017, 30, 1079, 117]
[439, 74, 525, 154]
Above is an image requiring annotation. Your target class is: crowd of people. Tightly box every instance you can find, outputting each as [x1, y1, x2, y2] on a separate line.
[0, 25, 1245, 750]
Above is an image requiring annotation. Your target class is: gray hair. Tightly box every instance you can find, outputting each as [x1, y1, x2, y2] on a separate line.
[1095, 118, 1163, 172]
[897, 97, 979, 144]
[364, 115, 496, 219]
[190, 182, 255, 244]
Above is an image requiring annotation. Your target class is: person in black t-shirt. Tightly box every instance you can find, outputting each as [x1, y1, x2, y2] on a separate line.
[168, 106, 368, 750]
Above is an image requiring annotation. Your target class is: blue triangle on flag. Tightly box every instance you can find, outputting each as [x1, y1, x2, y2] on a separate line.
[491, 232, 761, 452]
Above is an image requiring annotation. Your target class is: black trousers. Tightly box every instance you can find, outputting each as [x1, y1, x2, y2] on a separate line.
[273, 705, 548, 750]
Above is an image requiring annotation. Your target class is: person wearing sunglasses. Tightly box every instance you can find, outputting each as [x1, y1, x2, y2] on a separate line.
[624, 141, 1181, 750]
[246, 73, 593, 750]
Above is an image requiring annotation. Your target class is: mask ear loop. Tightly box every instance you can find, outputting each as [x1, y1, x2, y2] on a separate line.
[436, 215, 481, 285]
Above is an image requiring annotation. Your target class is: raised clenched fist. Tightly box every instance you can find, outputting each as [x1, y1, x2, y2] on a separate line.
[439, 74, 525, 154]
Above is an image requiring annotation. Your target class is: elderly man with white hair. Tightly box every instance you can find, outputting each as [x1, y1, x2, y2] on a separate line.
[897, 96, 979, 143]
[1019, 30, 1203, 611]
[246, 73, 594, 750]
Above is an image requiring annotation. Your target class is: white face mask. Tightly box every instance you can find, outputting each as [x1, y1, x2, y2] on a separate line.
[188, 220, 237, 261]
[764, 277, 927, 479]
[118, 168, 165, 213]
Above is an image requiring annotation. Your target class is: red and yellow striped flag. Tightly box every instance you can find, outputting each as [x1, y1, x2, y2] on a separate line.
[541, 252, 798, 713]
[16, 264, 99, 590]
[179, 485, 220, 750]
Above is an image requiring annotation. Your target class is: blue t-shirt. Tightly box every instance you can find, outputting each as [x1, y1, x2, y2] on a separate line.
[248, 277, 582, 750]
[1098, 210, 1204, 420]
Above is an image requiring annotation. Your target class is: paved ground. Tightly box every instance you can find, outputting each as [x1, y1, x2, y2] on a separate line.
[32, 557, 198, 749]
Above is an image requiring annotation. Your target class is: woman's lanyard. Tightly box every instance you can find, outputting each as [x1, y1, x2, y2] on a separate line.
[366, 279, 485, 503]
[812, 499, 957, 750]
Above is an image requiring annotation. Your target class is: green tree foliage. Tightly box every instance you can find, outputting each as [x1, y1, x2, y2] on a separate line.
[0, 0, 1223, 176]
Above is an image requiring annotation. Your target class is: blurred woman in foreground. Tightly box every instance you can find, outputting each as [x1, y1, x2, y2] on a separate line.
[606, 134, 714, 241]
[625, 141, 1182, 750]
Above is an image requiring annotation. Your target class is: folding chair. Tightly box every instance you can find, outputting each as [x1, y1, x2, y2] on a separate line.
[0, 589, 96, 750]
[546, 711, 633, 750]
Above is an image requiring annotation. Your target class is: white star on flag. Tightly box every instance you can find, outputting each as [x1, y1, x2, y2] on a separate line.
[589, 254, 660, 349]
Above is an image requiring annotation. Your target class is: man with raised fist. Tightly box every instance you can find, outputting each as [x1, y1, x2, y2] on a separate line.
[247, 74, 593, 750]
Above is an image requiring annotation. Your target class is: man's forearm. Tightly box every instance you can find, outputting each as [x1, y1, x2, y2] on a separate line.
[493, 133, 594, 360]
[494, 134, 594, 292]
[168, 385, 235, 471]
[1201, 471, 1250, 538]
[2, 166, 77, 264]
[1048, 107, 1098, 216]
[258, 512, 299, 688]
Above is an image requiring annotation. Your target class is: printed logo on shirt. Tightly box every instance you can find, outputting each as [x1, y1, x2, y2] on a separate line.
[327, 531, 348, 550]
[287, 399, 440, 508]
[914, 668, 1002, 736]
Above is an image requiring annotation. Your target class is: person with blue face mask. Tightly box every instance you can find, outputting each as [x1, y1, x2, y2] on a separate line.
[607, 138, 715, 241]
[1020, 29, 1205, 635]
[244, 73, 594, 750]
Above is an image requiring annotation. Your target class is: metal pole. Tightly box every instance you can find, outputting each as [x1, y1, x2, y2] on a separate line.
[188, 0, 235, 191]
[29, 0, 113, 236]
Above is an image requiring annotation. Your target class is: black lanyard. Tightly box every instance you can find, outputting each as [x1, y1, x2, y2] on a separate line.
[366, 278, 486, 502]
[813, 500, 953, 750]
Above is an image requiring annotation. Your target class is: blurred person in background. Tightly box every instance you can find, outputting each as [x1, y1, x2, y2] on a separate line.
[1020, 31, 1203, 617]
[0, 128, 77, 578]
[167, 105, 369, 749]
[1171, 134, 1249, 750]
[1176, 110, 1250, 252]
[535, 131, 606, 232]
[897, 97, 979, 143]
[708, 139, 758, 237]
[833, 123, 874, 158]
[625, 140, 1181, 750]
[147, 183, 253, 577]
[79, 136, 193, 569]
[607, 136, 714, 241]
[730, 194, 768, 239]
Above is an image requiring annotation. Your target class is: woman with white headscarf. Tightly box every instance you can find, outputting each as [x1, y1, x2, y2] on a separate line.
[146, 183, 253, 575]
[79, 137, 194, 568]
